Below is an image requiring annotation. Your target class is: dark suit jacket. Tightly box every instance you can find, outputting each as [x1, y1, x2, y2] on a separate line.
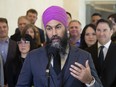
[10, 29, 21, 42]
[16, 46, 102, 87]
[4, 39, 18, 86]
[86, 42, 116, 87]
[37, 28, 45, 43]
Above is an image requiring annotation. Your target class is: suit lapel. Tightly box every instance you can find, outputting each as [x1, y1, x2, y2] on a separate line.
[6, 39, 11, 62]
[102, 42, 114, 71]
[50, 67, 59, 87]
[63, 46, 80, 83]
[86, 44, 102, 76]
[6, 39, 17, 63]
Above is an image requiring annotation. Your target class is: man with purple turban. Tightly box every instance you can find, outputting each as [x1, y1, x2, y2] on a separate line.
[16, 6, 103, 87]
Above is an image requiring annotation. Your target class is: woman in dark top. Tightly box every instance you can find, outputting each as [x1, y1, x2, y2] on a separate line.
[80, 24, 97, 49]
[6, 34, 34, 87]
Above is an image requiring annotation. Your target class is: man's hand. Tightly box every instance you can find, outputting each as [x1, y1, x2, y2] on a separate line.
[69, 60, 93, 84]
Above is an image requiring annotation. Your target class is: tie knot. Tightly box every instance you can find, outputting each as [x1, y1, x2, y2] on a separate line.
[100, 46, 104, 49]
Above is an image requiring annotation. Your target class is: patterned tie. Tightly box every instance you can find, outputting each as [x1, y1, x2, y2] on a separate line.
[53, 53, 61, 75]
[98, 46, 104, 72]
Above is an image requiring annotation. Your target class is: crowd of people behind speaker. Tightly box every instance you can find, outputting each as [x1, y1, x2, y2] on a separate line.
[86, 19, 116, 87]
[68, 12, 116, 87]
[25, 9, 45, 45]
[10, 9, 45, 45]
[0, 8, 45, 87]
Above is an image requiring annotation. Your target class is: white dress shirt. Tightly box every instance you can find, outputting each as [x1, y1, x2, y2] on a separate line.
[98, 40, 111, 60]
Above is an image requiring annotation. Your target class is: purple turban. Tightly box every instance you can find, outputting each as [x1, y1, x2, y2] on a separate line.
[42, 6, 68, 28]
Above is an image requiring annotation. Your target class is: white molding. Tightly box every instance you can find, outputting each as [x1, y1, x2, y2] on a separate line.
[86, 0, 116, 12]
[86, 0, 116, 2]
[86, 1, 116, 4]
[94, 6, 115, 12]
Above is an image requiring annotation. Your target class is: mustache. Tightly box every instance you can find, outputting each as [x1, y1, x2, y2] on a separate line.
[50, 35, 61, 49]
[51, 35, 61, 41]
[46, 31, 68, 55]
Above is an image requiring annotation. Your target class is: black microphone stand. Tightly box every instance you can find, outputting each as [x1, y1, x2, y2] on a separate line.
[46, 54, 53, 87]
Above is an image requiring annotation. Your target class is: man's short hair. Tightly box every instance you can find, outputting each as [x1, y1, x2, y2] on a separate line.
[26, 9, 38, 16]
[96, 19, 113, 30]
[91, 13, 102, 17]
[108, 13, 116, 23]
[0, 18, 8, 24]
[66, 12, 72, 18]
[68, 20, 81, 26]
[18, 16, 29, 23]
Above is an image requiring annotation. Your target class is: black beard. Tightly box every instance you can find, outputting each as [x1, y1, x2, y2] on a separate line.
[46, 30, 68, 55]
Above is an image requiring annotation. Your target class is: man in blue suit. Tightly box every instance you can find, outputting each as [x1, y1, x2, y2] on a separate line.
[16, 6, 103, 87]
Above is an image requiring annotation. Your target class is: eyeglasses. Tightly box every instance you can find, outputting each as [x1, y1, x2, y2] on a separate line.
[17, 41, 30, 44]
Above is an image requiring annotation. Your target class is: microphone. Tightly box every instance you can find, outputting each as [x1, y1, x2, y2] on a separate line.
[46, 53, 53, 77]
[46, 52, 54, 87]
[45, 45, 58, 87]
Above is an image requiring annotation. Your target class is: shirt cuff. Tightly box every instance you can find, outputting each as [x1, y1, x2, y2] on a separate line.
[86, 77, 95, 87]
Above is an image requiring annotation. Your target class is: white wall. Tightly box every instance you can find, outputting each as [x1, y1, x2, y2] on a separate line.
[63, 0, 86, 29]
[0, 0, 115, 36]
[0, 0, 63, 36]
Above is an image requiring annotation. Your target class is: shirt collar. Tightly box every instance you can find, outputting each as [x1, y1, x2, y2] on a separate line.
[98, 40, 111, 49]
[0, 37, 9, 43]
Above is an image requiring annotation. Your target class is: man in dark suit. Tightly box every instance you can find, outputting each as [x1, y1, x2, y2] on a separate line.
[26, 8, 45, 44]
[10, 16, 30, 42]
[16, 6, 102, 87]
[86, 19, 116, 87]
[0, 18, 18, 86]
